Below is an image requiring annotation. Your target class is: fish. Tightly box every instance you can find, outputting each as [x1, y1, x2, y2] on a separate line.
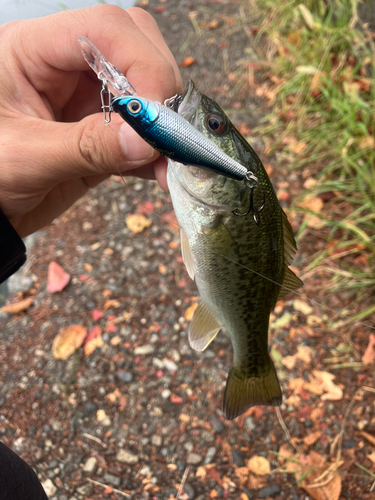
[166, 80, 303, 420]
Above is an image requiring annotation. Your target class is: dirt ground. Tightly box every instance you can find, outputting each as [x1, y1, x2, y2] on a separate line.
[0, 1, 374, 499]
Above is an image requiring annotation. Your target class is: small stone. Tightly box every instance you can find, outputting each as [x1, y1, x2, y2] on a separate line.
[176, 460, 185, 471]
[151, 435, 163, 447]
[231, 449, 245, 467]
[343, 439, 357, 449]
[258, 484, 281, 498]
[116, 449, 139, 464]
[83, 457, 98, 474]
[245, 416, 256, 432]
[116, 371, 133, 383]
[186, 452, 202, 465]
[201, 430, 214, 443]
[76, 483, 93, 496]
[184, 441, 194, 452]
[210, 415, 224, 433]
[182, 483, 195, 500]
[304, 419, 313, 428]
[163, 359, 178, 371]
[134, 344, 155, 355]
[83, 402, 97, 416]
[52, 421, 63, 432]
[161, 389, 171, 399]
[42, 479, 57, 496]
[204, 447, 217, 464]
[103, 473, 121, 487]
[139, 465, 152, 476]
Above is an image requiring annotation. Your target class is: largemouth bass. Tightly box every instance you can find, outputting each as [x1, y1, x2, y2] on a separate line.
[167, 81, 303, 420]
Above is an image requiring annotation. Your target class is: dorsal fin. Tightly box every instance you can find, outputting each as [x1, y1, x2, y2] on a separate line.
[188, 299, 221, 351]
[282, 210, 298, 265]
[180, 228, 196, 280]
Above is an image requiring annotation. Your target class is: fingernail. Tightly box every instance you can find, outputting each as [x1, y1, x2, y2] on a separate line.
[119, 122, 155, 162]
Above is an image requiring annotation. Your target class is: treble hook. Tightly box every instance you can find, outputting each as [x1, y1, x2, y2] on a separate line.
[232, 171, 265, 224]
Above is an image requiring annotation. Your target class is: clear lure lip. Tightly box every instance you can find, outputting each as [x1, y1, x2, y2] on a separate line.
[78, 37, 249, 183]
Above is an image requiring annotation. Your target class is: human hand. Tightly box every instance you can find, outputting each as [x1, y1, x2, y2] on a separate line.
[0, 5, 182, 237]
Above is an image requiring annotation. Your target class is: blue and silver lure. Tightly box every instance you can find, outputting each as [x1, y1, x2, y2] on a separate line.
[111, 95, 248, 181]
[78, 37, 249, 183]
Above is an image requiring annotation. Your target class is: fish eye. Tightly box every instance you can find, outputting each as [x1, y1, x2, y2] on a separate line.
[127, 99, 142, 114]
[206, 114, 227, 135]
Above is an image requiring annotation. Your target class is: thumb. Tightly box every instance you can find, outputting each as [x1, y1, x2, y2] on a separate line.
[17, 112, 158, 187]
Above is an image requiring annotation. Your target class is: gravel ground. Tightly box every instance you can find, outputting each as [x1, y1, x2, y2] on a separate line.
[1, 1, 375, 499]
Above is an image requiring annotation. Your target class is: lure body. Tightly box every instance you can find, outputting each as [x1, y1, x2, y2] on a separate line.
[111, 96, 248, 181]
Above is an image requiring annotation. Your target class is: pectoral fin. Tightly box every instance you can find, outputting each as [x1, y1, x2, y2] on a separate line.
[180, 228, 196, 280]
[188, 299, 221, 351]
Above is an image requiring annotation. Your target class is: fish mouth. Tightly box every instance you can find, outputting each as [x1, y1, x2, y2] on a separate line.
[177, 80, 203, 129]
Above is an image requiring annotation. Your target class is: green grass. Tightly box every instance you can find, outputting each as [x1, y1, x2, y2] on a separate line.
[252, 0, 375, 321]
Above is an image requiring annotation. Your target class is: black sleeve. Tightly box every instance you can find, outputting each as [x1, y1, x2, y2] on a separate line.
[0, 207, 26, 284]
[0, 442, 47, 500]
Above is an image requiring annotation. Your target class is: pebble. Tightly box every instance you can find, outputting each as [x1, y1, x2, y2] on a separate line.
[83, 402, 97, 416]
[116, 371, 134, 383]
[304, 419, 313, 428]
[176, 460, 185, 472]
[116, 449, 139, 464]
[186, 452, 202, 465]
[258, 484, 281, 498]
[343, 439, 357, 448]
[204, 447, 217, 464]
[151, 435, 163, 447]
[161, 389, 171, 399]
[201, 430, 214, 443]
[182, 483, 195, 500]
[210, 415, 224, 433]
[231, 450, 245, 467]
[134, 344, 155, 355]
[245, 416, 256, 432]
[76, 483, 93, 496]
[163, 359, 178, 372]
[52, 420, 63, 432]
[42, 479, 57, 496]
[184, 441, 194, 452]
[103, 473, 121, 487]
[83, 457, 98, 474]
[8, 274, 34, 294]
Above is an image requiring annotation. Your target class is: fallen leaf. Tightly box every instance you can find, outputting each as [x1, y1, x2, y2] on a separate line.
[282, 345, 312, 369]
[47, 262, 70, 293]
[358, 136, 374, 150]
[247, 455, 271, 476]
[296, 451, 342, 500]
[179, 57, 195, 68]
[104, 299, 121, 310]
[52, 325, 87, 360]
[307, 371, 343, 401]
[1, 297, 33, 314]
[367, 451, 375, 464]
[293, 299, 313, 315]
[362, 333, 375, 364]
[184, 303, 198, 321]
[126, 214, 152, 233]
[303, 431, 322, 447]
[289, 139, 307, 154]
[92, 309, 103, 320]
[84, 326, 104, 356]
[359, 431, 375, 446]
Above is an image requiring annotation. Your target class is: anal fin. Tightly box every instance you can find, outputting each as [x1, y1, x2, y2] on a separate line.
[188, 299, 221, 351]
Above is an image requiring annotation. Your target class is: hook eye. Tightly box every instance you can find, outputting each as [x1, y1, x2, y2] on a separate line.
[127, 99, 142, 114]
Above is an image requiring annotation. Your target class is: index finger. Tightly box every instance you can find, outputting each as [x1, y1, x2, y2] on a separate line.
[13, 5, 181, 102]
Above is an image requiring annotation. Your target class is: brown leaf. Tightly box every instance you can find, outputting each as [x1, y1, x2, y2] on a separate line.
[303, 431, 322, 447]
[1, 297, 33, 314]
[362, 333, 375, 364]
[247, 455, 271, 476]
[359, 431, 375, 447]
[184, 303, 198, 321]
[52, 325, 87, 360]
[179, 57, 195, 68]
[126, 214, 152, 234]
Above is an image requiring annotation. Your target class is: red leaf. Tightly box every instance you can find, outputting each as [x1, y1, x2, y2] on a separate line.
[92, 309, 103, 321]
[47, 262, 70, 293]
[362, 334, 375, 364]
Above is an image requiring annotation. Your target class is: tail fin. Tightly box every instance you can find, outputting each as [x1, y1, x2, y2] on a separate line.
[223, 361, 282, 420]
